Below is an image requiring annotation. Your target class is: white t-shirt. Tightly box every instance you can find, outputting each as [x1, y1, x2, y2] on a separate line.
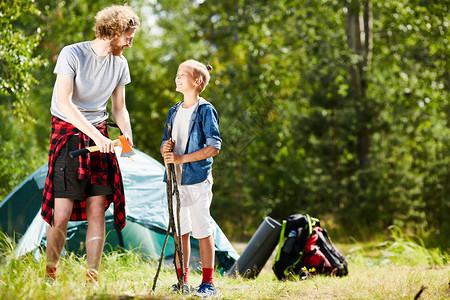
[50, 41, 131, 124]
[172, 103, 197, 183]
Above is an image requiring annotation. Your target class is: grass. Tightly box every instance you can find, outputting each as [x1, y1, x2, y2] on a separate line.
[0, 229, 449, 300]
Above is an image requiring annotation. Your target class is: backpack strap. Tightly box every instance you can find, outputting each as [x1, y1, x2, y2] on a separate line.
[274, 220, 287, 263]
[306, 214, 320, 234]
[274, 214, 320, 263]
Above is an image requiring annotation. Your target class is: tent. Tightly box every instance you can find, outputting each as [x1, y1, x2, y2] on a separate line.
[0, 148, 238, 271]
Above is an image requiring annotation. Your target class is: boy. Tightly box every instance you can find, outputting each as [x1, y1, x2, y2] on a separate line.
[161, 60, 221, 298]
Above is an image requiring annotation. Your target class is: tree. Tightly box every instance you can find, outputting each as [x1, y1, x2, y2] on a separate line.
[0, 0, 44, 198]
[1, 0, 448, 247]
[150, 0, 449, 243]
[0, 0, 44, 114]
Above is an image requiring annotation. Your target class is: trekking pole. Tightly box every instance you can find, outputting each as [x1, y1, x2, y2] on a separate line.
[152, 222, 171, 292]
[152, 124, 185, 294]
[152, 163, 174, 291]
[152, 137, 174, 292]
[164, 124, 184, 294]
[152, 124, 184, 292]
[169, 161, 184, 293]
[167, 163, 184, 294]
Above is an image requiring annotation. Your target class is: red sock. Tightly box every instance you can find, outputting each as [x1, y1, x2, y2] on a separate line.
[46, 266, 57, 280]
[202, 268, 214, 284]
[177, 268, 189, 283]
[86, 270, 98, 283]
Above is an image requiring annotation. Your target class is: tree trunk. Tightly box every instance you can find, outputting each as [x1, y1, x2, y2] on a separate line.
[346, 0, 372, 189]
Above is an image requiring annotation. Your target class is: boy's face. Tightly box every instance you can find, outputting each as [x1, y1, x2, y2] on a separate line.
[175, 65, 196, 93]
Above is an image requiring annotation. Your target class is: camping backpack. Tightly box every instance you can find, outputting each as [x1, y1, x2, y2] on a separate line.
[272, 214, 348, 280]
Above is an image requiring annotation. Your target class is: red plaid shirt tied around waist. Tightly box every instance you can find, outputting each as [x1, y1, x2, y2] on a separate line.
[41, 116, 126, 230]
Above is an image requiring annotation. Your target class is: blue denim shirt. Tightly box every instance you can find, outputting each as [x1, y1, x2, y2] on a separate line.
[161, 98, 221, 185]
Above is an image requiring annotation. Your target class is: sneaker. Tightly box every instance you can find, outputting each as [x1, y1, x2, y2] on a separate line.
[194, 282, 217, 298]
[171, 282, 190, 295]
[85, 280, 99, 293]
[45, 278, 55, 287]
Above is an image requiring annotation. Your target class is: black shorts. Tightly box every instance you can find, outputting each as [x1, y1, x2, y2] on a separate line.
[53, 135, 113, 200]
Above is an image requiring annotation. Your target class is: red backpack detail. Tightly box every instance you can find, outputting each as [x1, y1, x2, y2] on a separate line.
[303, 227, 333, 274]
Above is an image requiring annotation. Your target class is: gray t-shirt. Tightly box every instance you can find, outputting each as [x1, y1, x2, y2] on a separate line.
[50, 41, 131, 124]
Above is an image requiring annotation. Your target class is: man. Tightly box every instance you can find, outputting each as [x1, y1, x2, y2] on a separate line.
[41, 5, 140, 284]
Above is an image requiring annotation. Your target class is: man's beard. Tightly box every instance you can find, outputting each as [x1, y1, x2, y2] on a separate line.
[110, 38, 124, 56]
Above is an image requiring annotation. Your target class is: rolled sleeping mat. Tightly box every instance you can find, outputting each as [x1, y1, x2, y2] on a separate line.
[227, 216, 282, 278]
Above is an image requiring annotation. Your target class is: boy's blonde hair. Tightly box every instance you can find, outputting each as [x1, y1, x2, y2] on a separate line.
[94, 5, 140, 40]
[180, 60, 213, 93]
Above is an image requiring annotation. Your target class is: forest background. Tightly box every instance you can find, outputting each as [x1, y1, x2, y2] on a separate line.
[1, 0, 448, 250]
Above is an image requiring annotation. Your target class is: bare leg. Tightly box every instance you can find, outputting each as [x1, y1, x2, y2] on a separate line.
[199, 235, 214, 268]
[174, 233, 191, 269]
[85, 195, 106, 279]
[46, 198, 74, 278]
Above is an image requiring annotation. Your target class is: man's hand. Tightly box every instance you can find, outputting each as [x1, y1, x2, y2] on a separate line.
[93, 135, 115, 153]
[123, 132, 133, 147]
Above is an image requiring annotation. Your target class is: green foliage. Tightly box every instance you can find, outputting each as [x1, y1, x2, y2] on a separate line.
[169, 0, 449, 243]
[0, 232, 15, 264]
[0, 0, 45, 199]
[0, 108, 45, 198]
[348, 226, 449, 268]
[0, 0, 449, 250]
[377, 226, 449, 267]
[0, 0, 44, 116]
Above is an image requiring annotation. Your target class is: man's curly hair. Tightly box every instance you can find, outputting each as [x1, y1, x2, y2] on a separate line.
[94, 5, 140, 40]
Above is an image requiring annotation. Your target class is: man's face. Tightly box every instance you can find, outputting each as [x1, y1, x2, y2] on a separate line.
[110, 28, 136, 56]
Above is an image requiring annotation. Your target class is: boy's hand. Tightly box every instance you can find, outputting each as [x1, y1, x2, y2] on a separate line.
[162, 140, 175, 153]
[163, 152, 183, 164]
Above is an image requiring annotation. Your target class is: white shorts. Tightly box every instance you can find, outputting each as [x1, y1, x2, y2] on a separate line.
[172, 175, 213, 239]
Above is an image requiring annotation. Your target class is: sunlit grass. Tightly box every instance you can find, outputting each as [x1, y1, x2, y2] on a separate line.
[0, 229, 449, 299]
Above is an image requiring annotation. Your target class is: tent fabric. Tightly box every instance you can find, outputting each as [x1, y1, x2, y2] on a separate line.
[1, 148, 238, 271]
